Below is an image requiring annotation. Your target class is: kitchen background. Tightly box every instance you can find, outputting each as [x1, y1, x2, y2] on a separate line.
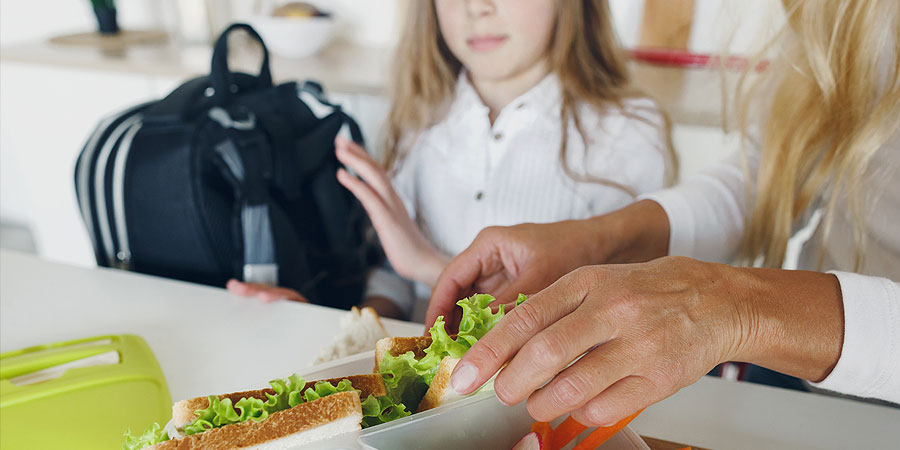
[0, 0, 784, 268]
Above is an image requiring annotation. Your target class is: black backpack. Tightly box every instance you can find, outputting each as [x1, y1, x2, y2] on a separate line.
[74, 23, 381, 310]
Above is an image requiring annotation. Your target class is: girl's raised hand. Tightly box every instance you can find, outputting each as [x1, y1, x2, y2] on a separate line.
[226, 279, 308, 303]
[335, 136, 448, 286]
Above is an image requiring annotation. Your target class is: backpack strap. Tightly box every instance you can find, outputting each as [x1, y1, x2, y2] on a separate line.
[208, 108, 279, 286]
[210, 23, 273, 107]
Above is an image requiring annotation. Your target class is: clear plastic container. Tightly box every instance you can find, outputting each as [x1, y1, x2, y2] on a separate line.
[278, 352, 651, 450]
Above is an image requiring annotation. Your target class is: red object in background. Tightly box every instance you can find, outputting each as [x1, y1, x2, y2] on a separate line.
[629, 47, 769, 72]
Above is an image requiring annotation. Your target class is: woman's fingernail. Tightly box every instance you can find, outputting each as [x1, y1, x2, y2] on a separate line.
[451, 363, 477, 394]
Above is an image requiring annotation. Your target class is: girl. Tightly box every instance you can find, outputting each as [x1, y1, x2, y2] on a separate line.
[433, 0, 900, 425]
[230, 0, 676, 321]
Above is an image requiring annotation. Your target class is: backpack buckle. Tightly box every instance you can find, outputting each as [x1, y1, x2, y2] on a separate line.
[208, 106, 256, 130]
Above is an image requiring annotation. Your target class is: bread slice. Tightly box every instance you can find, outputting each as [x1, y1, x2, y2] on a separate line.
[417, 357, 463, 412]
[172, 374, 386, 430]
[417, 356, 501, 412]
[313, 306, 389, 364]
[148, 391, 362, 450]
[373, 336, 433, 372]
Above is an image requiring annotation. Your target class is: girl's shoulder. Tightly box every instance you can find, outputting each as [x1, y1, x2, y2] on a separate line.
[577, 96, 665, 134]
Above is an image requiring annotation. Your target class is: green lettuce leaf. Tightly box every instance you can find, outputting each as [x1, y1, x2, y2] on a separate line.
[414, 294, 507, 382]
[122, 422, 169, 450]
[379, 351, 429, 412]
[263, 373, 307, 412]
[181, 375, 357, 436]
[182, 394, 270, 435]
[360, 394, 411, 428]
[302, 379, 357, 403]
[416, 316, 470, 384]
[456, 294, 506, 347]
[516, 293, 528, 305]
[376, 293, 525, 412]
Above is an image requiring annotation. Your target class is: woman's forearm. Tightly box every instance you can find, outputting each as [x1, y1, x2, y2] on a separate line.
[584, 199, 672, 265]
[729, 266, 844, 382]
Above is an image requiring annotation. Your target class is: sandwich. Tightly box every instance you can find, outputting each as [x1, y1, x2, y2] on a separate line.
[123, 373, 409, 449]
[124, 294, 522, 449]
[375, 293, 527, 413]
[313, 306, 389, 364]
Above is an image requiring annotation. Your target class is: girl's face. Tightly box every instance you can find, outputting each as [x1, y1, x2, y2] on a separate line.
[435, 0, 557, 82]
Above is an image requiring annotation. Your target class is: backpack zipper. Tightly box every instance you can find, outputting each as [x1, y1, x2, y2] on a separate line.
[92, 114, 142, 267]
[110, 119, 143, 268]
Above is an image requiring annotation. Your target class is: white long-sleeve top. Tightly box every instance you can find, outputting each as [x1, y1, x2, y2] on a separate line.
[642, 131, 900, 404]
[368, 73, 671, 321]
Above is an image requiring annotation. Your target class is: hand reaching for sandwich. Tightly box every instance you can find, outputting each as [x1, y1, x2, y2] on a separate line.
[426, 221, 605, 331]
[426, 200, 672, 330]
[334, 136, 449, 287]
[449, 257, 844, 427]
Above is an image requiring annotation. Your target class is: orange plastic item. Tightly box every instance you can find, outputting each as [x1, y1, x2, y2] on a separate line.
[571, 409, 645, 450]
[549, 416, 588, 450]
[531, 421, 554, 446]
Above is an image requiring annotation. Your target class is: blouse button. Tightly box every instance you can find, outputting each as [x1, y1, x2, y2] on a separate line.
[475, 191, 484, 200]
[493, 132, 503, 141]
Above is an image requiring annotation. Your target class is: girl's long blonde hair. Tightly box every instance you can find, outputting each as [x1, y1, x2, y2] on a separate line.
[384, 0, 677, 193]
[738, 0, 900, 269]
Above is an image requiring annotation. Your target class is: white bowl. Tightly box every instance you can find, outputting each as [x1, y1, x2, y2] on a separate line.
[248, 15, 335, 59]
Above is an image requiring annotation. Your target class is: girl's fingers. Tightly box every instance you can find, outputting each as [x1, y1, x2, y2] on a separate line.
[226, 280, 308, 303]
[257, 287, 307, 303]
[337, 168, 392, 224]
[524, 338, 635, 422]
[334, 138, 401, 209]
[227, 279, 265, 297]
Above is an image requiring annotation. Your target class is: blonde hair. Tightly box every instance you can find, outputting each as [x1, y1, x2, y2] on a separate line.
[737, 0, 900, 269]
[384, 0, 677, 193]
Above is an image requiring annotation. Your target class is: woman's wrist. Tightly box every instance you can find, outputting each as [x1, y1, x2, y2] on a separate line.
[584, 199, 671, 265]
[726, 266, 844, 382]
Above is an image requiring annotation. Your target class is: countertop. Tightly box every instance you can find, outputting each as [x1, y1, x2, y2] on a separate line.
[0, 38, 736, 128]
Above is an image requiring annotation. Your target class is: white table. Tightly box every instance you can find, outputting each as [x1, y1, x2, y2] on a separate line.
[2, 251, 898, 449]
[0, 250, 422, 401]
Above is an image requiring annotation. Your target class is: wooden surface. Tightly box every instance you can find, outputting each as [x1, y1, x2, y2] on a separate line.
[644, 436, 709, 450]
[48, 29, 168, 50]
[640, 0, 695, 49]
[0, 39, 736, 127]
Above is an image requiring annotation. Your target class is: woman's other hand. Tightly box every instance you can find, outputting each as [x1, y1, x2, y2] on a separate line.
[449, 257, 843, 426]
[426, 200, 672, 330]
[334, 136, 448, 286]
[226, 279, 308, 303]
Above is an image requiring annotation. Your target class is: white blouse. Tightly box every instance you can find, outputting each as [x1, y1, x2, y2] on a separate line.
[643, 132, 900, 404]
[368, 73, 672, 321]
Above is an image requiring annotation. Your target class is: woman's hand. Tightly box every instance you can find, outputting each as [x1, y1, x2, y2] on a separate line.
[427, 200, 672, 329]
[334, 136, 448, 286]
[449, 257, 844, 426]
[226, 279, 308, 303]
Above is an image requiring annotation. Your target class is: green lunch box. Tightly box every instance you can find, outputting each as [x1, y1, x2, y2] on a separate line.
[0, 334, 171, 449]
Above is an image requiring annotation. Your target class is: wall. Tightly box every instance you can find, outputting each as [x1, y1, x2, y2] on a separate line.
[0, 0, 782, 266]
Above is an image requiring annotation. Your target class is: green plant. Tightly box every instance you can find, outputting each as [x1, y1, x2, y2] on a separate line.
[90, 0, 115, 9]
